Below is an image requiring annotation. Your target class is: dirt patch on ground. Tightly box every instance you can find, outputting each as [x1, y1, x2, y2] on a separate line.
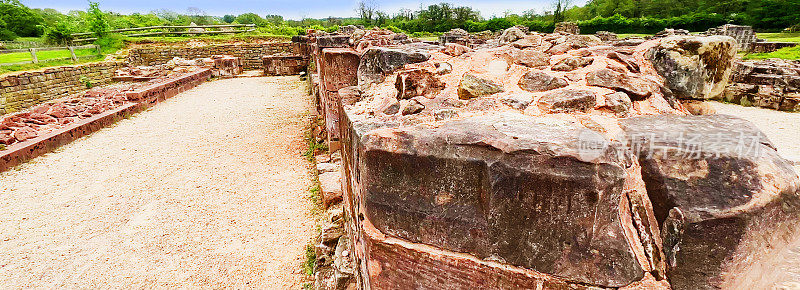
[0, 76, 315, 288]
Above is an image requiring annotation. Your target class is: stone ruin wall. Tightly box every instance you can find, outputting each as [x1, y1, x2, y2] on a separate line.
[1, 42, 304, 116]
[305, 27, 800, 290]
[721, 59, 800, 111]
[0, 62, 126, 115]
[127, 43, 302, 70]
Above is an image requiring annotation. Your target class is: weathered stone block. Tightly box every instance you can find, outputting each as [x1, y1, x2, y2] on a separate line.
[321, 48, 360, 93]
[647, 36, 737, 100]
[344, 111, 649, 287]
[620, 115, 800, 290]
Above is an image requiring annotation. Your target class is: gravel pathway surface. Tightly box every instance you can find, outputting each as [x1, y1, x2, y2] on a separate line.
[710, 101, 800, 173]
[0, 76, 315, 288]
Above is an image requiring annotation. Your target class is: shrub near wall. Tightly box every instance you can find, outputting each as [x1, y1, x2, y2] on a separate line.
[0, 61, 125, 114]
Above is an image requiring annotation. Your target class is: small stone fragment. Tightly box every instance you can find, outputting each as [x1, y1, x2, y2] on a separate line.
[538, 89, 597, 113]
[500, 94, 533, 110]
[518, 71, 569, 92]
[444, 43, 472, 56]
[394, 69, 445, 100]
[604, 92, 632, 117]
[552, 57, 594, 71]
[499, 27, 527, 45]
[12, 127, 37, 142]
[435, 62, 452, 75]
[513, 49, 550, 68]
[458, 74, 504, 100]
[586, 68, 656, 99]
[401, 99, 425, 115]
[433, 109, 458, 121]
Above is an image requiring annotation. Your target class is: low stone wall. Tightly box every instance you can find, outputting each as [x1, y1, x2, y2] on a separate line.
[722, 59, 800, 111]
[0, 62, 126, 115]
[127, 43, 304, 70]
[749, 42, 798, 53]
[262, 55, 308, 76]
[0, 69, 212, 172]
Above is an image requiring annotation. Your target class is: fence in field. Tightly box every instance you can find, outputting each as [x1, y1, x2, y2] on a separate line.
[0, 45, 102, 66]
[70, 24, 257, 43]
[0, 41, 65, 50]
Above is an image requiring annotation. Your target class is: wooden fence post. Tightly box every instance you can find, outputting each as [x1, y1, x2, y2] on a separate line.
[29, 48, 38, 64]
[68, 46, 78, 63]
[95, 45, 102, 55]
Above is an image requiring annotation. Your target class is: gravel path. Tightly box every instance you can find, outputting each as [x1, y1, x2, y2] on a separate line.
[709, 101, 800, 173]
[0, 77, 315, 288]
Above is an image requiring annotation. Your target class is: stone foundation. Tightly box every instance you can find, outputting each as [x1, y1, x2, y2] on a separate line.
[703, 24, 759, 50]
[0, 69, 212, 171]
[262, 54, 308, 76]
[0, 62, 126, 114]
[749, 42, 798, 53]
[721, 59, 800, 112]
[307, 26, 800, 290]
[128, 43, 304, 70]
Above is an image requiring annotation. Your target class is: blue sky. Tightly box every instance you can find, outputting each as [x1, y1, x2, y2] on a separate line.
[20, 0, 588, 20]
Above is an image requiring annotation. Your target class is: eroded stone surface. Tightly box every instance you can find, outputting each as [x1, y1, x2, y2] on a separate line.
[458, 74, 504, 100]
[358, 47, 431, 86]
[620, 114, 800, 290]
[518, 71, 569, 92]
[355, 112, 645, 287]
[647, 36, 737, 100]
[538, 89, 597, 113]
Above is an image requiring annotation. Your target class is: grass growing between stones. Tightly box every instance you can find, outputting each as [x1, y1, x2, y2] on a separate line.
[301, 116, 327, 289]
[304, 244, 316, 276]
[303, 133, 328, 163]
[744, 46, 800, 60]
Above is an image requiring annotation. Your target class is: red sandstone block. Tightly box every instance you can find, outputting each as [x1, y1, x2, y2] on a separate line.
[320, 48, 359, 92]
[323, 90, 341, 142]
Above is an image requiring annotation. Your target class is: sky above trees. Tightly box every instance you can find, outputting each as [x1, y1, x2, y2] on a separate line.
[20, 0, 589, 20]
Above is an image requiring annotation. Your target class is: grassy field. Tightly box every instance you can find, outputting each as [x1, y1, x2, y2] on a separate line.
[0, 55, 106, 75]
[744, 46, 800, 60]
[617, 33, 652, 38]
[758, 32, 800, 43]
[740, 32, 800, 60]
[122, 33, 292, 44]
[0, 48, 99, 64]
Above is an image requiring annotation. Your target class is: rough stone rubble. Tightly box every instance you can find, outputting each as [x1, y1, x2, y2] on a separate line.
[0, 56, 242, 148]
[304, 25, 800, 290]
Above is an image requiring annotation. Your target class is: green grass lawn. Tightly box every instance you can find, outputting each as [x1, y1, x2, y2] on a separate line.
[743, 45, 800, 60]
[122, 32, 292, 44]
[617, 33, 652, 38]
[0, 55, 107, 75]
[758, 32, 800, 43]
[0, 48, 99, 64]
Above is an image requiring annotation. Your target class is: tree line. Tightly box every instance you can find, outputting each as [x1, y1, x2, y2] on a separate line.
[0, 0, 797, 44]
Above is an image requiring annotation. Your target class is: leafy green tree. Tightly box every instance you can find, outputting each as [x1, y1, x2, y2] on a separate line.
[45, 21, 74, 44]
[86, 1, 109, 37]
[264, 15, 285, 25]
[0, 0, 45, 37]
[235, 13, 265, 26]
[222, 15, 235, 23]
[0, 18, 16, 40]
